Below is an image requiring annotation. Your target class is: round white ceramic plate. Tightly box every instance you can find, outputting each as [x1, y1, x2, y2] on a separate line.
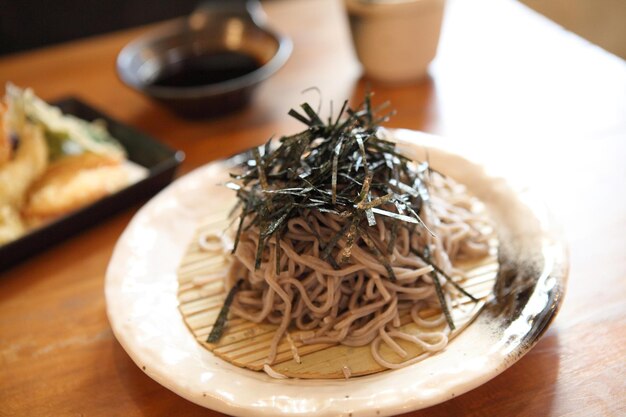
[105, 129, 567, 417]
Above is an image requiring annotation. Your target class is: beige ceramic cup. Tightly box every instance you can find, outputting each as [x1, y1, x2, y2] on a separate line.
[344, 0, 445, 83]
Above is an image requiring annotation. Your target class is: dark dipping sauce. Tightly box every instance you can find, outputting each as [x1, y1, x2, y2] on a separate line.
[151, 51, 261, 88]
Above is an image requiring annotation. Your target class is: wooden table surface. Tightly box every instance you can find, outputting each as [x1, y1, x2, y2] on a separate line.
[1, 0, 625, 416]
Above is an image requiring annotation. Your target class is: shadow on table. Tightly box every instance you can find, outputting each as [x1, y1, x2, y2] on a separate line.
[123, 72, 438, 150]
[400, 328, 561, 417]
[124, 91, 296, 141]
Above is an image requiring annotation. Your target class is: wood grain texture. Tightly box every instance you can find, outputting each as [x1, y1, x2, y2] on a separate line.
[176, 210, 497, 378]
[1, 0, 625, 416]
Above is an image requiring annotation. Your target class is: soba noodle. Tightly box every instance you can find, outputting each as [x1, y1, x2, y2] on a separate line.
[224, 172, 491, 371]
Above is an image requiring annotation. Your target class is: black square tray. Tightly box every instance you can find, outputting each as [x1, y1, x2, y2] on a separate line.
[0, 97, 184, 271]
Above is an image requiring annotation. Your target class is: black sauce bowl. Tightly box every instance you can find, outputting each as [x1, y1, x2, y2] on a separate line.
[116, 0, 292, 118]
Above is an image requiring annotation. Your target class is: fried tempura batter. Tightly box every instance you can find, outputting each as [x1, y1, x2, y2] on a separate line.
[0, 123, 48, 207]
[23, 153, 128, 226]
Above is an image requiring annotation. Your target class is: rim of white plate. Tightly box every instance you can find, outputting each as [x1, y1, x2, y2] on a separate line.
[105, 129, 566, 417]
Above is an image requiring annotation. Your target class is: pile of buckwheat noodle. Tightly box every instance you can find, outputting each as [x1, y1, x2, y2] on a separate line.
[225, 170, 491, 372]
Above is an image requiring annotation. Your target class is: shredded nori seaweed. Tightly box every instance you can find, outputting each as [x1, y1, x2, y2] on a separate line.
[228, 93, 428, 274]
[206, 279, 244, 343]
[212, 93, 479, 341]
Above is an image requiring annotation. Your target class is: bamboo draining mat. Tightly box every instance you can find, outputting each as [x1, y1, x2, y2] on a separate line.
[177, 211, 498, 379]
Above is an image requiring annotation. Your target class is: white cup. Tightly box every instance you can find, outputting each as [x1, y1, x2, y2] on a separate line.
[344, 0, 445, 83]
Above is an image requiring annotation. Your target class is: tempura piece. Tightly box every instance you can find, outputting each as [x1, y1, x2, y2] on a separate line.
[23, 153, 129, 226]
[0, 122, 48, 207]
[0, 205, 24, 245]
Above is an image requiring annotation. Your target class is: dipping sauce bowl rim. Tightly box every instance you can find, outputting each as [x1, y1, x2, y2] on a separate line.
[116, 18, 292, 99]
